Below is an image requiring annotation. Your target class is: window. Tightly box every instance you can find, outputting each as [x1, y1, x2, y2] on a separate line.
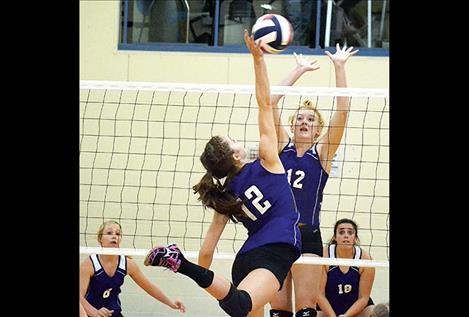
[119, 0, 389, 55]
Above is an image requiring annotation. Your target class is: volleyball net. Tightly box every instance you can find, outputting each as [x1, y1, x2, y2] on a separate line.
[79, 80, 389, 268]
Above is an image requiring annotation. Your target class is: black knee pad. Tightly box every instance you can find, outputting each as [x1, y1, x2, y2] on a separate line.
[270, 309, 293, 317]
[295, 307, 317, 317]
[218, 284, 252, 317]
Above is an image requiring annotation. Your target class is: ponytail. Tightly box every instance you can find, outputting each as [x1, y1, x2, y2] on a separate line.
[193, 171, 244, 222]
[193, 136, 245, 221]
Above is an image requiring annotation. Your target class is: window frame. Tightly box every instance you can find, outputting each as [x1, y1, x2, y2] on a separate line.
[118, 0, 389, 57]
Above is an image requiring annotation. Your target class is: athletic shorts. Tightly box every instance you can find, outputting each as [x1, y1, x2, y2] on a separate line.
[299, 224, 323, 256]
[231, 243, 300, 291]
[317, 297, 375, 312]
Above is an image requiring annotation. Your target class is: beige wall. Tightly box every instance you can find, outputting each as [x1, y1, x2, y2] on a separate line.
[79, 1, 388, 88]
[80, 1, 389, 316]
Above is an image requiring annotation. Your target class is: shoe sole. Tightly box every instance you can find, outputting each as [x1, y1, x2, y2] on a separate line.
[143, 247, 159, 266]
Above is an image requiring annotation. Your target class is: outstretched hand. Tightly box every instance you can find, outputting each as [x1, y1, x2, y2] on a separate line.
[293, 52, 320, 72]
[173, 299, 186, 313]
[244, 29, 263, 58]
[325, 43, 359, 65]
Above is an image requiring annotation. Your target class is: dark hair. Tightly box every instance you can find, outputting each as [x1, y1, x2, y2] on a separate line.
[329, 218, 360, 245]
[192, 136, 244, 222]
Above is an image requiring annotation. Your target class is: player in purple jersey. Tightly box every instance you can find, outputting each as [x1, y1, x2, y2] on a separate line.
[268, 45, 358, 317]
[143, 30, 301, 317]
[317, 219, 375, 317]
[79, 221, 185, 317]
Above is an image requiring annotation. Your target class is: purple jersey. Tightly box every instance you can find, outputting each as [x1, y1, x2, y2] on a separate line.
[325, 245, 362, 315]
[85, 254, 127, 316]
[280, 140, 328, 228]
[229, 159, 301, 255]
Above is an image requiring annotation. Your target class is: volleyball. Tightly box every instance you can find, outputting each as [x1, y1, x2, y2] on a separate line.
[251, 14, 293, 54]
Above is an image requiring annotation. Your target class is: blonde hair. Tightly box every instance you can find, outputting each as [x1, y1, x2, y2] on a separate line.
[97, 220, 122, 242]
[288, 99, 325, 131]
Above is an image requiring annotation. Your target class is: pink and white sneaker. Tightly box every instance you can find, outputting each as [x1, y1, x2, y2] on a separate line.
[143, 244, 183, 272]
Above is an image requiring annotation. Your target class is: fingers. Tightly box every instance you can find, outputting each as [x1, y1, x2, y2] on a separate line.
[344, 45, 359, 56]
[327, 43, 359, 59]
[294, 52, 319, 69]
[309, 59, 319, 70]
[294, 52, 304, 62]
[244, 29, 255, 44]
[97, 308, 113, 317]
[176, 300, 186, 313]
[253, 39, 261, 49]
[244, 29, 259, 53]
[243, 29, 250, 44]
[244, 29, 256, 47]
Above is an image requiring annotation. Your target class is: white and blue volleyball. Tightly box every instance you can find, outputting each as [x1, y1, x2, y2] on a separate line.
[252, 14, 293, 54]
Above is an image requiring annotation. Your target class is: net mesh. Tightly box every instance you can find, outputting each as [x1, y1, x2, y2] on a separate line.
[79, 80, 389, 267]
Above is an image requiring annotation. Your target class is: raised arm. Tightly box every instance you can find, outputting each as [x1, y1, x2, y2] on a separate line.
[128, 258, 186, 312]
[272, 53, 320, 151]
[318, 44, 358, 173]
[244, 30, 283, 174]
[198, 212, 229, 269]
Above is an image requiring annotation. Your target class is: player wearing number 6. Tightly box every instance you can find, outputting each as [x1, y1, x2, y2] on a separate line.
[143, 30, 301, 317]
[80, 221, 186, 317]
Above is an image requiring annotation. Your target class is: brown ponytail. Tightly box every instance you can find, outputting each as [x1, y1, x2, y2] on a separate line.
[192, 136, 245, 221]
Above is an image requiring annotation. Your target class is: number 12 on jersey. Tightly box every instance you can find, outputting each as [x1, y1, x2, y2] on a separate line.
[287, 169, 305, 189]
